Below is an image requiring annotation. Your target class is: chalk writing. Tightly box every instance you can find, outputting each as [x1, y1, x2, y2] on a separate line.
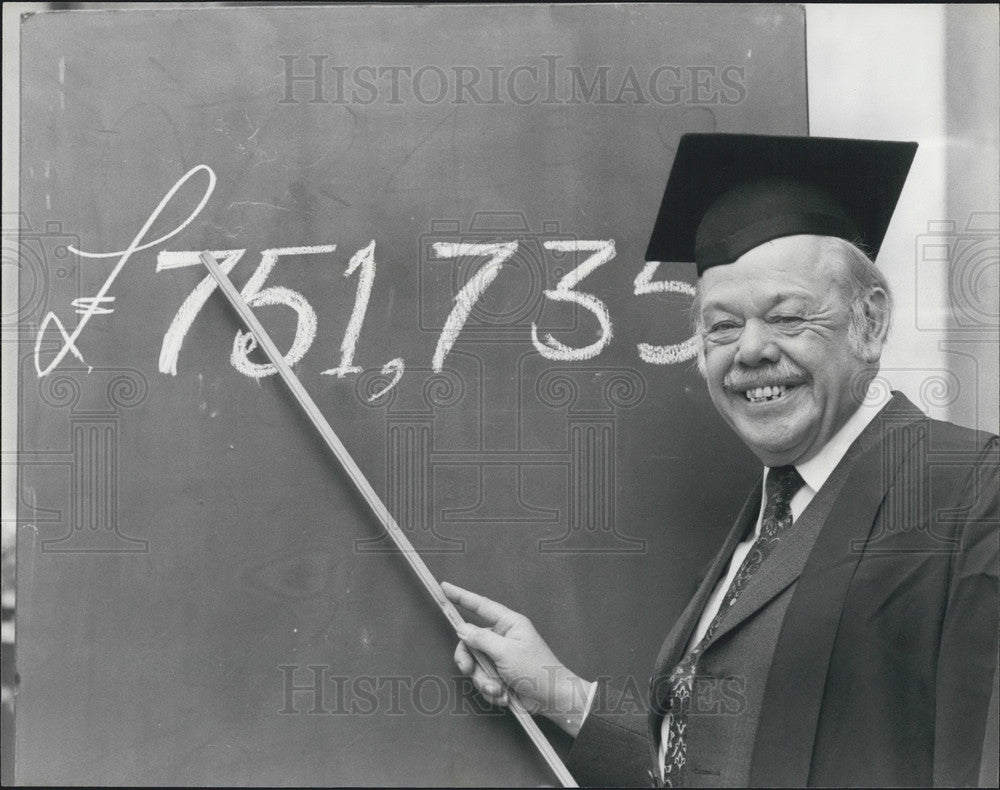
[229, 246, 329, 378]
[322, 240, 377, 379]
[71, 296, 115, 316]
[157, 250, 247, 376]
[430, 242, 517, 372]
[35, 164, 217, 377]
[368, 357, 405, 402]
[531, 240, 615, 361]
[34, 164, 702, 392]
[633, 261, 699, 364]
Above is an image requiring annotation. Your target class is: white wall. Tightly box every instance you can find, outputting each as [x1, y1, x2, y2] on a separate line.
[807, 4, 999, 432]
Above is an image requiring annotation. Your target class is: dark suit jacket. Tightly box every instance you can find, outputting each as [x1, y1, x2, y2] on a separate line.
[567, 393, 999, 787]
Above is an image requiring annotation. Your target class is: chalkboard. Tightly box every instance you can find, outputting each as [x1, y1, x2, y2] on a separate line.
[16, 5, 806, 785]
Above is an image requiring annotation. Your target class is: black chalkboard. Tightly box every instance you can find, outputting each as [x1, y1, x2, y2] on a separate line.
[16, 5, 806, 785]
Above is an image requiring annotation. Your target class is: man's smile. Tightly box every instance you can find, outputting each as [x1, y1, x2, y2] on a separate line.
[741, 383, 798, 404]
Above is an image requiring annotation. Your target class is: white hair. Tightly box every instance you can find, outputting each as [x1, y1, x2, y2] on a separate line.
[823, 237, 893, 355]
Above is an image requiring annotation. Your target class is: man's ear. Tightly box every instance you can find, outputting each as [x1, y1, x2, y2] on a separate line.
[860, 287, 890, 362]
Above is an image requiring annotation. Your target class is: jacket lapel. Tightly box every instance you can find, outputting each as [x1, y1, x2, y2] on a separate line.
[701, 489, 829, 649]
[748, 392, 927, 786]
[648, 478, 762, 715]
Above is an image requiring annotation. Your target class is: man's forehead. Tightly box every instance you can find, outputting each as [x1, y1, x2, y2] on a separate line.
[699, 286, 818, 315]
[696, 236, 839, 310]
[699, 234, 829, 283]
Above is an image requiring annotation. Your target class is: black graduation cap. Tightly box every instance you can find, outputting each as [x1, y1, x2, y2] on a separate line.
[644, 134, 918, 274]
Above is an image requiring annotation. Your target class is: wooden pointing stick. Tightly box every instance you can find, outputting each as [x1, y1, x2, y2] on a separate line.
[199, 252, 577, 788]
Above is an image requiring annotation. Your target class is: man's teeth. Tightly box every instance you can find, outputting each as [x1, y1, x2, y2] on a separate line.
[744, 385, 788, 403]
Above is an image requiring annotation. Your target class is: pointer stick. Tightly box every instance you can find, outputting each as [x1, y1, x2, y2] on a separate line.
[200, 252, 577, 788]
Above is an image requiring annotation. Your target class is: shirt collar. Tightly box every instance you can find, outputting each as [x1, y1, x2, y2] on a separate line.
[767, 382, 884, 494]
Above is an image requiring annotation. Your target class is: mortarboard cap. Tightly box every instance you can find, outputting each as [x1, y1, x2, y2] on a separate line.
[644, 134, 918, 274]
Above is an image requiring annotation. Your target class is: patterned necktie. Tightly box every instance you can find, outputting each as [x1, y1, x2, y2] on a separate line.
[660, 465, 805, 787]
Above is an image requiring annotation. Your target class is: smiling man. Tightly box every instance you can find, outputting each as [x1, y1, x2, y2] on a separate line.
[697, 232, 886, 467]
[444, 134, 999, 787]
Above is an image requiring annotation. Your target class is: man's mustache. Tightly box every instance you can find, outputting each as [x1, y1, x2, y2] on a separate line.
[723, 361, 808, 391]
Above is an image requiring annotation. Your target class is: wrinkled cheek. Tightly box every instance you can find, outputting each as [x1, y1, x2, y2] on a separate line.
[703, 352, 732, 395]
[706, 379, 732, 416]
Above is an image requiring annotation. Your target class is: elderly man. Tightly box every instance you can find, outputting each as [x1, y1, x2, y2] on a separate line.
[443, 135, 999, 787]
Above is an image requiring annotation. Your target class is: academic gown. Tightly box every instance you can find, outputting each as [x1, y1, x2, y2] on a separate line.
[566, 392, 999, 787]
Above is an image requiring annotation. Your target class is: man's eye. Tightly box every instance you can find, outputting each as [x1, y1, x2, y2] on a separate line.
[706, 321, 741, 341]
[772, 315, 804, 326]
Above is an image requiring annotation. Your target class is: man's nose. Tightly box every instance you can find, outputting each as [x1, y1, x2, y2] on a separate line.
[733, 319, 781, 366]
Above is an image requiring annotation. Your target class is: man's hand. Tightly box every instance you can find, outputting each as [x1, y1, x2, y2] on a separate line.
[441, 581, 595, 737]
